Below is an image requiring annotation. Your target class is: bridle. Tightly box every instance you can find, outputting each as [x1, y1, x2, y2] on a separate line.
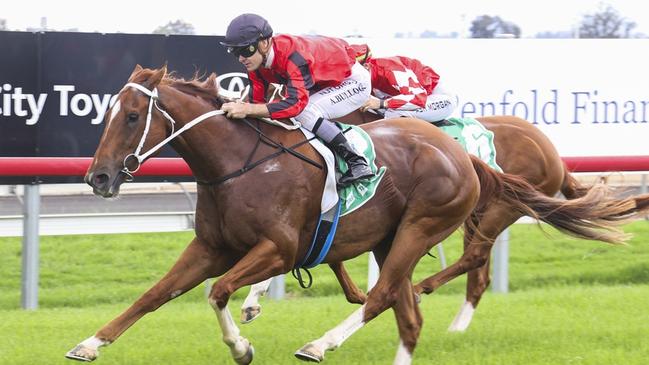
[119, 82, 224, 180]
[116, 81, 322, 186]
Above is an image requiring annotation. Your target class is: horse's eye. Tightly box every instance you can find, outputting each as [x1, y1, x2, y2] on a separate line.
[127, 112, 139, 123]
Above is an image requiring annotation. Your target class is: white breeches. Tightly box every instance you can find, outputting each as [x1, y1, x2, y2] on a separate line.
[384, 79, 458, 122]
[294, 62, 371, 130]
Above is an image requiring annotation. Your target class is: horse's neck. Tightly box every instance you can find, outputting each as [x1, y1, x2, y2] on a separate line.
[162, 89, 255, 182]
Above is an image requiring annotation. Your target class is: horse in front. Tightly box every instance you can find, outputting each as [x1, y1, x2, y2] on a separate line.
[67, 66, 647, 364]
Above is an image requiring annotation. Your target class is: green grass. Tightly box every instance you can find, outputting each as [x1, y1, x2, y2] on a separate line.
[2, 222, 649, 309]
[1, 221, 649, 363]
[1, 286, 648, 365]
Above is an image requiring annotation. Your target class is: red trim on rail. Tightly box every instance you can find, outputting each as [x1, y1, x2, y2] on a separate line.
[562, 156, 649, 173]
[0, 157, 193, 176]
[1, 156, 649, 176]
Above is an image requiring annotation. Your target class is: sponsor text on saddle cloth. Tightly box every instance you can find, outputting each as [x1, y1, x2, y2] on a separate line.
[295, 122, 386, 269]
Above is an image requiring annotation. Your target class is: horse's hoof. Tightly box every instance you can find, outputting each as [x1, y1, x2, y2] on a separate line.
[240, 305, 261, 324]
[234, 344, 254, 365]
[295, 344, 324, 362]
[65, 344, 98, 362]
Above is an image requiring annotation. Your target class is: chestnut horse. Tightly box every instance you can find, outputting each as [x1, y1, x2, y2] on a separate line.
[339, 111, 649, 331]
[243, 87, 649, 332]
[66, 66, 647, 365]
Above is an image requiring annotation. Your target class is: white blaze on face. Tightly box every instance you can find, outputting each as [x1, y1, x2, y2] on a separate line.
[107, 99, 121, 131]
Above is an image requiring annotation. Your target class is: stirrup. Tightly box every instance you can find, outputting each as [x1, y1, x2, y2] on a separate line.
[337, 167, 374, 188]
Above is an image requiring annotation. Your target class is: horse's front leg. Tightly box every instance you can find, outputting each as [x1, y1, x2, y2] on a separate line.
[65, 238, 232, 362]
[208, 238, 288, 365]
[240, 278, 272, 323]
[239, 261, 365, 326]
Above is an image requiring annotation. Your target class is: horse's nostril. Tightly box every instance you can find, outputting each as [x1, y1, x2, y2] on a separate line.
[94, 173, 110, 187]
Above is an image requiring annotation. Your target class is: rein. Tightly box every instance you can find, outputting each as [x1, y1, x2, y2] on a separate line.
[120, 82, 323, 185]
[196, 118, 322, 186]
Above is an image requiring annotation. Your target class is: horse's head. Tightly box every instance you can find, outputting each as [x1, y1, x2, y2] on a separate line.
[85, 64, 170, 198]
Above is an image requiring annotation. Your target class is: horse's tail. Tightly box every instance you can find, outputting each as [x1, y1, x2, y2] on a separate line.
[633, 194, 649, 212]
[559, 163, 592, 199]
[559, 163, 649, 216]
[469, 156, 648, 244]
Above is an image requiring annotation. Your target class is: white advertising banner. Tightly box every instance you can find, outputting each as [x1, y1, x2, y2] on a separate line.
[361, 39, 649, 157]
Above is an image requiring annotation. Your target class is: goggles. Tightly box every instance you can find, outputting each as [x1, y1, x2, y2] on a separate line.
[227, 43, 258, 58]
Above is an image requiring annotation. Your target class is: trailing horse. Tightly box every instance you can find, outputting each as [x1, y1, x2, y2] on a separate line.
[66, 66, 649, 365]
[243, 86, 649, 332]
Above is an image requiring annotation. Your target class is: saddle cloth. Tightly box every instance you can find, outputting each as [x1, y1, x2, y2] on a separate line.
[441, 117, 503, 172]
[294, 123, 386, 269]
[297, 123, 387, 216]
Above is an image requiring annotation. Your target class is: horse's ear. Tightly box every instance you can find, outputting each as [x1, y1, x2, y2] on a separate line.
[147, 65, 167, 88]
[207, 73, 218, 89]
[129, 64, 144, 81]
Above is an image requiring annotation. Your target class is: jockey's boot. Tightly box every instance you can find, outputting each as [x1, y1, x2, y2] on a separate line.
[328, 133, 374, 187]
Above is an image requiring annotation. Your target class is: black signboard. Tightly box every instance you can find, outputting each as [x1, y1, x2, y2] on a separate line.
[0, 31, 246, 183]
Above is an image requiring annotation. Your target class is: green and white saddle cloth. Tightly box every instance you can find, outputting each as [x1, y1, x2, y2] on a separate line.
[335, 124, 387, 216]
[300, 118, 499, 218]
[441, 117, 503, 172]
[297, 123, 386, 217]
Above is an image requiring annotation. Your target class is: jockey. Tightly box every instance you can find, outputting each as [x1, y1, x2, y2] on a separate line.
[351, 44, 458, 123]
[220, 13, 374, 187]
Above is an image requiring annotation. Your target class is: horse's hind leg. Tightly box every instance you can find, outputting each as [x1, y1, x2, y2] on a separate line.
[392, 281, 423, 365]
[414, 205, 521, 331]
[65, 238, 231, 362]
[240, 262, 366, 325]
[329, 262, 367, 304]
[295, 218, 458, 364]
[450, 212, 523, 332]
[448, 257, 492, 332]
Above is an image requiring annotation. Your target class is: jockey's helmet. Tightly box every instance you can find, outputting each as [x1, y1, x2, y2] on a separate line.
[220, 13, 273, 48]
[350, 44, 372, 65]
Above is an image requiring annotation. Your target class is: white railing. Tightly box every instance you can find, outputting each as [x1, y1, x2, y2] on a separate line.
[0, 211, 195, 237]
[7, 172, 647, 309]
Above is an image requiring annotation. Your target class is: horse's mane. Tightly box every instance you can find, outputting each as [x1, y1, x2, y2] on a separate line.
[159, 71, 226, 108]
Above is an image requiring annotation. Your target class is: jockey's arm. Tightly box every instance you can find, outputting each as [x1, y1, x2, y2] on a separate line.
[221, 101, 271, 119]
[223, 61, 309, 120]
[244, 102, 271, 118]
[360, 95, 381, 112]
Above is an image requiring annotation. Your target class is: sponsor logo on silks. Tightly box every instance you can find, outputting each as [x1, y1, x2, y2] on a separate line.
[335, 123, 387, 216]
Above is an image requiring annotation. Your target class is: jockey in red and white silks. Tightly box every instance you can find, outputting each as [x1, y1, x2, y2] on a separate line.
[220, 14, 374, 186]
[246, 35, 369, 120]
[353, 44, 458, 122]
